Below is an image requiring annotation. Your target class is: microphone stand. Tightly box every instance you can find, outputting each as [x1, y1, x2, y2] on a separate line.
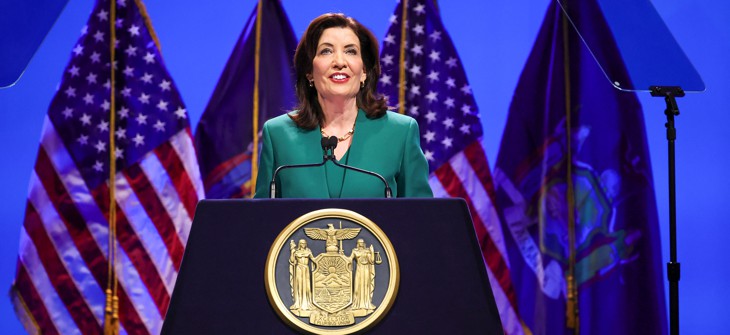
[650, 85, 684, 335]
[269, 161, 327, 199]
[269, 137, 393, 199]
[329, 156, 393, 198]
[324, 136, 393, 199]
[269, 137, 333, 198]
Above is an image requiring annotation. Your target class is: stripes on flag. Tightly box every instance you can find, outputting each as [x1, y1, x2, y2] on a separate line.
[11, 1, 204, 334]
[430, 142, 524, 334]
[378, 1, 524, 333]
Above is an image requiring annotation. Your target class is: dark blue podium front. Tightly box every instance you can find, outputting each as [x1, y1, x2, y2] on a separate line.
[161, 198, 503, 334]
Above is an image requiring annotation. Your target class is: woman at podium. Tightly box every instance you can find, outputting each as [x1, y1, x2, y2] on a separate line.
[254, 13, 432, 199]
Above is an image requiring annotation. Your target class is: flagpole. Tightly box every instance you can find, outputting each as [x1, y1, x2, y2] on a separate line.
[249, 0, 264, 197]
[104, 0, 120, 333]
[561, 10, 579, 334]
[397, 0, 409, 114]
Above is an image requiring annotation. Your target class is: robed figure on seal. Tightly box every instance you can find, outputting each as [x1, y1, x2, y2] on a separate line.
[350, 239, 376, 311]
[290, 239, 315, 313]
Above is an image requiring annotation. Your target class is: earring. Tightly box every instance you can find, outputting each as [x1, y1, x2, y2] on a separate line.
[360, 81, 365, 88]
[308, 80, 314, 87]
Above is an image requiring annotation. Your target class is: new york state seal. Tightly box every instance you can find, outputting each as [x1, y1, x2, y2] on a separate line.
[265, 209, 399, 334]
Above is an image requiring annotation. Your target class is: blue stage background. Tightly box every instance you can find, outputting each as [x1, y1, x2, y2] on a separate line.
[0, 1, 727, 333]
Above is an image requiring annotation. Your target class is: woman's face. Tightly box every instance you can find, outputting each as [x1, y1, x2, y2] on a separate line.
[309, 27, 366, 103]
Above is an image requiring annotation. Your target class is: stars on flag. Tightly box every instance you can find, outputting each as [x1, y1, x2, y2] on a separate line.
[381, 54, 394, 67]
[90, 52, 101, 63]
[86, 72, 98, 84]
[378, 0, 483, 171]
[47, 3, 191, 182]
[94, 140, 106, 153]
[159, 79, 171, 91]
[428, 50, 440, 62]
[125, 45, 138, 57]
[83, 93, 94, 105]
[141, 72, 153, 84]
[413, 24, 425, 35]
[144, 52, 156, 64]
[427, 70, 439, 83]
[97, 120, 109, 132]
[73, 45, 84, 56]
[414, 3, 426, 15]
[429, 30, 442, 42]
[123, 66, 134, 77]
[121, 87, 132, 97]
[425, 91, 438, 103]
[136, 113, 148, 125]
[68, 65, 80, 77]
[128, 24, 140, 36]
[156, 99, 168, 111]
[77, 134, 89, 145]
[380, 73, 392, 86]
[115, 127, 127, 139]
[93, 160, 104, 171]
[97, 9, 108, 22]
[442, 117, 454, 129]
[132, 133, 145, 147]
[80, 113, 92, 125]
[174, 107, 187, 119]
[153, 120, 166, 132]
[138, 93, 150, 104]
[118, 106, 129, 118]
[65, 86, 77, 98]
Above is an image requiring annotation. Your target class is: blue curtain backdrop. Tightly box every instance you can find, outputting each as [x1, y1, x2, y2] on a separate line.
[0, 1, 727, 333]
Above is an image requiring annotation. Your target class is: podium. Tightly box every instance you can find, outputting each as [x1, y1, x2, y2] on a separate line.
[161, 198, 504, 334]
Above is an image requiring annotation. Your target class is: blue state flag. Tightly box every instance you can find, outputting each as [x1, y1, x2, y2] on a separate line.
[195, 0, 297, 198]
[492, 1, 667, 334]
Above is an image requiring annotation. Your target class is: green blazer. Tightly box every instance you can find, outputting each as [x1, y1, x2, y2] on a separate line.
[254, 109, 433, 198]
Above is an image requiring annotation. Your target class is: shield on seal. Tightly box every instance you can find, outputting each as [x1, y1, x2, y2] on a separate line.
[311, 253, 352, 313]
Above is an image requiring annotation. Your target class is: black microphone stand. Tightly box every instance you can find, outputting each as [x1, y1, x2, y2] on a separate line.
[650, 85, 684, 335]
[269, 161, 327, 199]
[324, 136, 392, 198]
[269, 137, 333, 198]
[269, 137, 393, 199]
[329, 155, 393, 199]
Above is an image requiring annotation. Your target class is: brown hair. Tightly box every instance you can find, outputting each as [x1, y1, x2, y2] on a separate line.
[291, 13, 387, 129]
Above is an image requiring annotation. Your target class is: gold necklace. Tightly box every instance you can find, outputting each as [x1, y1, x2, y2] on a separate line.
[321, 123, 355, 142]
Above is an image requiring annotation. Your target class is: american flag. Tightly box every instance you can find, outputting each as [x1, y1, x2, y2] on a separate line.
[10, 1, 204, 334]
[378, 1, 524, 333]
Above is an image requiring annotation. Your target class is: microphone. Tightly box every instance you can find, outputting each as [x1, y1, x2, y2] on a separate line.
[325, 136, 393, 198]
[268, 138, 332, 198]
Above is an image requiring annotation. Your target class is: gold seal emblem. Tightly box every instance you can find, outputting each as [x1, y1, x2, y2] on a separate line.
[265, 209, 399, 334]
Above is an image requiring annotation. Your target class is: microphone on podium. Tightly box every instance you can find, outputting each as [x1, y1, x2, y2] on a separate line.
[269, 136, 392, 198]
[268, 137, 332, 198]
[324, 136, 393, 199]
